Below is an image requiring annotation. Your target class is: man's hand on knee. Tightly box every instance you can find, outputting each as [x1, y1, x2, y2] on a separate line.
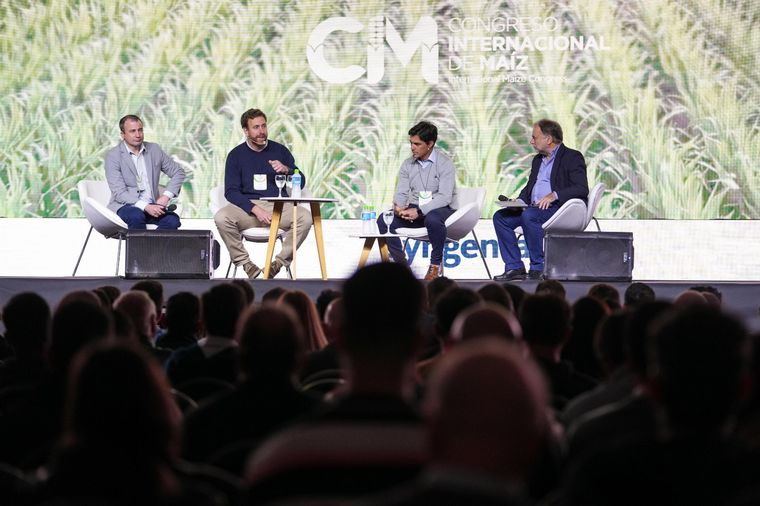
[251, 205, 272, 225]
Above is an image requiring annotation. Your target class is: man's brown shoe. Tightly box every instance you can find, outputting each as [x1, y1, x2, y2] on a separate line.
[267, 259, 284, 279]
[424, 264, 443, 281]
[243, 262, 262, 279]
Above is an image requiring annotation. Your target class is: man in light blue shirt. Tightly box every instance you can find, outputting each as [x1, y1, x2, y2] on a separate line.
[493, 119, 588, 281]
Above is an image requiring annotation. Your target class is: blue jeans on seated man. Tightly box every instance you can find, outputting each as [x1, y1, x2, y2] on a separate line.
[376, 205, 454, 265]
[117, 205, 181, 230]
[493, 204, 558, 272]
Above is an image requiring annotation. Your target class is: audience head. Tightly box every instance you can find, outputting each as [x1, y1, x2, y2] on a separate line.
[164, 292, 200, 337]
[587, 283, 621, 311]
[2, 292, 50, 356]
[689, 284, 722, 304]
[62, 341, 180, 460]
[449, 303, 522, 343]
[649, 306, 749, 433]
[94, 285, 121, 306]
[130, 280, 164, 319]
[426, 276, 456, 310]
[279, 290, 328, 351]
[231, 279, 255, 306]
[563, 296, 609, 378]
[50, 299, 113, 374]
[425, 338, 549, 479]
[502, 283, 527, 312]
[322, 298, 343, 344]
[594, 311, 631, 376]
[520, 294, 571, 349]
[202, 283, 246, 339]
[624, 301, 673, 378]
[624, 282, 656, 307]
[315, 289, 341, 322]
[114, 291, 157, 342]
[434, 288, 482, 340]
[261, 286, 287, 305]
[237, 305, 306, 382]
[58, 290, 103, 310]
[673, 289, 708, 308]
[477, 283, 514, 312]
[535, 279, 566, 299]
[340, 263, 423, 361]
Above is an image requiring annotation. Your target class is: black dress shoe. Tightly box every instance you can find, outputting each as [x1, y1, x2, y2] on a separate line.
[528, 270, 544, 280]
[493, 268, 527, 281]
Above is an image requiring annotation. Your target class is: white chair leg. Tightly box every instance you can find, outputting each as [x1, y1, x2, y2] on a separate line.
[115, 235, 123, 276]
[72, 226, 94, 276]
[470, 229, 492, 279]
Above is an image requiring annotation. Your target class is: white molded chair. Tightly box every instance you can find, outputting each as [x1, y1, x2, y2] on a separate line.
[73, 180, 144, 276]
[395, 187, 491, 279]
[542, 182, 605, 233]
[515, 182, 605, 240]
[209, 185, 293, 279]
[73, 180, 182, 276]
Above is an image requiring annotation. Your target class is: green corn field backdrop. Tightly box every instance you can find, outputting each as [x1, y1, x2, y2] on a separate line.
[0, 0, 758, 219]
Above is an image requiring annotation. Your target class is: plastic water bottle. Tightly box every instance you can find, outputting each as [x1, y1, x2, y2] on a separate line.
[369, 211, 377, 234]
[291, 169, 302, 199]
[361, 210, 372, 235]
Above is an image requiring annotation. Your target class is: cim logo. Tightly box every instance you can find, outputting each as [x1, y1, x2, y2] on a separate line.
[307, 16, 439, 84]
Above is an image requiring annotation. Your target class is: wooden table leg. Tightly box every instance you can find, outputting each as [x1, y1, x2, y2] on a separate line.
[311, 203, 328, 280]
[291, 203, 297, 280]
[358, 237, 376, 268]
[378, 238, 390, 262]
[263, 202, 283, 279]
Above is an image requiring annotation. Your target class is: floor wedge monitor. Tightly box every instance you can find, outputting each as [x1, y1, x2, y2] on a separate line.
[544, 231, 634, 282]
[126, 230, 219, 279]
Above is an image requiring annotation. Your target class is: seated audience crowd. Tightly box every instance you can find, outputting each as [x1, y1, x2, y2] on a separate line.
[0, 271, 758, 505]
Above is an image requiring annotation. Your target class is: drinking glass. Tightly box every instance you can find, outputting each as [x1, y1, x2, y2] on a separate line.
[274, 174, 286, 197]
[382, 209, 394, 235]
[286, 175, 293, 194]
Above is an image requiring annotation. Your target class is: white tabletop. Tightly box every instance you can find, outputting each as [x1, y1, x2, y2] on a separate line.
[349, 233, 400, 238]
[262, 196, 338, 203]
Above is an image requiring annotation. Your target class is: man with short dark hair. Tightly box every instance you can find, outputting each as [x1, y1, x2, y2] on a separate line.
[493, 119, 588, 281]
[104, 115, 185, 229]
[214, 108, 312, 279]
[378, 121, 457, 281]
[165, 283, 246, 386]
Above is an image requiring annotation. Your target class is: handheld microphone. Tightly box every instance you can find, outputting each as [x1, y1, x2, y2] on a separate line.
[165, 204, 177, 213]
[498, 194, 509, 201]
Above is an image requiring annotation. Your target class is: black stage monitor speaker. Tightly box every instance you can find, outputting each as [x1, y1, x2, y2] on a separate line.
[125, 230, 220, 279]
[544, 231, 634, 282]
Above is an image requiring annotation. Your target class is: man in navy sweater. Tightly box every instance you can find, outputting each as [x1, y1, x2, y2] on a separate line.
[214, 109, 312, 279]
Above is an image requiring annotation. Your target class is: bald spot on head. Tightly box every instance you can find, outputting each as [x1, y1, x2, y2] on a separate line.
[449, 303, 522, 343]
[425, 338, 549, 478]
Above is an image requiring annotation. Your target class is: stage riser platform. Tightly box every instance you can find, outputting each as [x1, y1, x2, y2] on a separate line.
[1, 277, 758, 333]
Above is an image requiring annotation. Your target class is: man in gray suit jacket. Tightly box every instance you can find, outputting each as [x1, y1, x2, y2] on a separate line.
[104, 115, 185, 229]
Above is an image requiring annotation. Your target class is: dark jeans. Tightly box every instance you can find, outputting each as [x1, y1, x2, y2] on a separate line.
[377, 205, 454, 265]
[117, 205, 181, 230]
[493, 205, 558, 272]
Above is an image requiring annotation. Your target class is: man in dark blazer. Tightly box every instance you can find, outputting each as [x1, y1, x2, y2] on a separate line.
[104, 115, 185, 229]
[493, 119, 588, 281]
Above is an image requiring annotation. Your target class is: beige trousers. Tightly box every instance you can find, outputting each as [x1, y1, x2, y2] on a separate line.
[214, 200, 313, 268]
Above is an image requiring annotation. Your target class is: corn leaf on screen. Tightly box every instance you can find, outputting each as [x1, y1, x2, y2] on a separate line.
[1, 0, 758, 219]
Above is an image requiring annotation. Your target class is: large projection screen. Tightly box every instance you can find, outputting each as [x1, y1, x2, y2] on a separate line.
[1, 0, 758, 220]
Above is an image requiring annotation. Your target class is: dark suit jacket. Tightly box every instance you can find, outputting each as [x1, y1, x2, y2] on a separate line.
[518, 144, 588, 206]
